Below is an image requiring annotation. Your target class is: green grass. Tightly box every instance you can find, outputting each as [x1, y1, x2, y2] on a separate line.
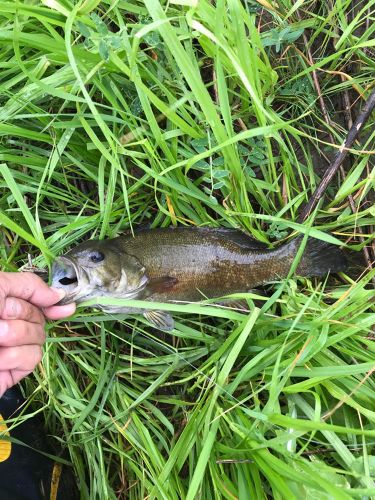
[0, 0, 374, 498]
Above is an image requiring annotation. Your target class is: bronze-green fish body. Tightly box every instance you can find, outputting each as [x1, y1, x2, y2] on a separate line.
[94, 228, 298, 302]
[51, 227, 346, 329]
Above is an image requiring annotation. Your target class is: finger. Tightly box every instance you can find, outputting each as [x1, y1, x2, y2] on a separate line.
[0, 369, 33, 397]
[0, 345, 43, 371]
[0, 372, 15, 398]
[43, 302, 76, 320]
[1, 297, 45, 325]
[0, 320, 45, 347]
[0, 272, 66, 309]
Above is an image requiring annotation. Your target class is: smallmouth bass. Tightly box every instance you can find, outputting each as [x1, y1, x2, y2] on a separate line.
[51, 227, 347, 330]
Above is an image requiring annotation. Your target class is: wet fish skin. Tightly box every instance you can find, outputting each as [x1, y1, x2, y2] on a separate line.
[101, 227, 291, 302]
[51, 227, 347, 329]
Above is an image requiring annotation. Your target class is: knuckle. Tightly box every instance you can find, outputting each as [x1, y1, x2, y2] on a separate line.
[20, 272, 44, 297]
[22, 272, 41, 286]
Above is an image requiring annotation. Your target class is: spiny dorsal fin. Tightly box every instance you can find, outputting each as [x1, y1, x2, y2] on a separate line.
[195, 227, 269, 250]
[117, 223, 152, 239]
[119, 225, 269, 250]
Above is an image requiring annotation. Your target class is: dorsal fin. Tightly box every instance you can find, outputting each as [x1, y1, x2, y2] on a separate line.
[118, 223, 152, 239]
[192, 227, 269, 250]
[117, 225, 269, 250]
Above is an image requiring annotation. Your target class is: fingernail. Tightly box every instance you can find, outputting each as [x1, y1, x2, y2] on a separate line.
[59, 303, 76, 315]
[43, 302, 76, 320]
[6, 297, 21, 318]
[50, 287, 66, 300]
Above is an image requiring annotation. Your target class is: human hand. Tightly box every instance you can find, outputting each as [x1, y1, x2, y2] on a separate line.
[0, 272, 76, 397]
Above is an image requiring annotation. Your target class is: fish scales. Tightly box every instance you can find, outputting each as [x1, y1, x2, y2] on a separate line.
[112, 228, 292, 301]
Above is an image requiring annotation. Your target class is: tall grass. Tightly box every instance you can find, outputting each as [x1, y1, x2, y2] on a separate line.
[0, 0, 374, 497]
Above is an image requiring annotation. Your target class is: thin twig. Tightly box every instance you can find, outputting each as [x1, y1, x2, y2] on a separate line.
[120, 113, 165, 144]
[298, 86, 375, 221]
[302, 447, 362, 456]
[341, 78, 353, 130]
[339, 78, 375, 275]
[295, 12, 375, 279]
[323, 367, 375, 420]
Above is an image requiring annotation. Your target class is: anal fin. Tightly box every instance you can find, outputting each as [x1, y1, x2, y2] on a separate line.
[214, 299, 251, 312]
[143, 310, 175, 331]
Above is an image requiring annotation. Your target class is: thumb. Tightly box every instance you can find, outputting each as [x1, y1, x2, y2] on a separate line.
[0, 272, 67, 308]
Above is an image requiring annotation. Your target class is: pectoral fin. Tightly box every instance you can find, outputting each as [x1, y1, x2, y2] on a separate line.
[146, 276, 178, 295]
[143, 310, 175, 331]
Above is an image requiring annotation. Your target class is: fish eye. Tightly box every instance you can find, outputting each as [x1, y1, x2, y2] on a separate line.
[89, 251, 105, 263]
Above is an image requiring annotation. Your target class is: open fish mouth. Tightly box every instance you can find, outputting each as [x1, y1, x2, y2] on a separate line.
[51, 257, 82, 304]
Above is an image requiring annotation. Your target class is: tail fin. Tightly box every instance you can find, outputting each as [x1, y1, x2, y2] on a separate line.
[296, 238, 347, 277]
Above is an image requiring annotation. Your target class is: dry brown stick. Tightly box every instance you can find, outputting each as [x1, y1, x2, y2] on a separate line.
[300, 82, 375, 277]
[298, 86, 375, 221]
[339, 79, 375, 274]
[341, 79, 353, 130]
[301, 447, 362, 456]
[295, 17, 375, 278]
[296, 9, 375, 224]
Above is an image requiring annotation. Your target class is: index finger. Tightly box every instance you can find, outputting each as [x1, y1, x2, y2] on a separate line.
[0, 272, 65, 309]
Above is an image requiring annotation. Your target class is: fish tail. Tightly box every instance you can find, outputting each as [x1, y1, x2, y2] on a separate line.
[294, 237, 347, 277]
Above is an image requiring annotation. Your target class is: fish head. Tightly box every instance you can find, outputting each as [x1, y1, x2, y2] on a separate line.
[51, 240, 148, 305]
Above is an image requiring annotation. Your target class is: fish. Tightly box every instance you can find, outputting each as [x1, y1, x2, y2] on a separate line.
[51, 227, 347, 330]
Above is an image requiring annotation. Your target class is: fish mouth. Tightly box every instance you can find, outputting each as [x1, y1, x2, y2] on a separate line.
[51, 257, 83, 305]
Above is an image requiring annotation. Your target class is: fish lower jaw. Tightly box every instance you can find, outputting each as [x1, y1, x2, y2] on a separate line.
[55, 290, 90, 306]
[73, 286, 148, 310]
[51, 257, 82, 298]
[56, 294, 76, 306]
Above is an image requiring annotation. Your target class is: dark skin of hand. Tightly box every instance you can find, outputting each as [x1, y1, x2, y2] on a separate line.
[0, 272, 76, 397]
